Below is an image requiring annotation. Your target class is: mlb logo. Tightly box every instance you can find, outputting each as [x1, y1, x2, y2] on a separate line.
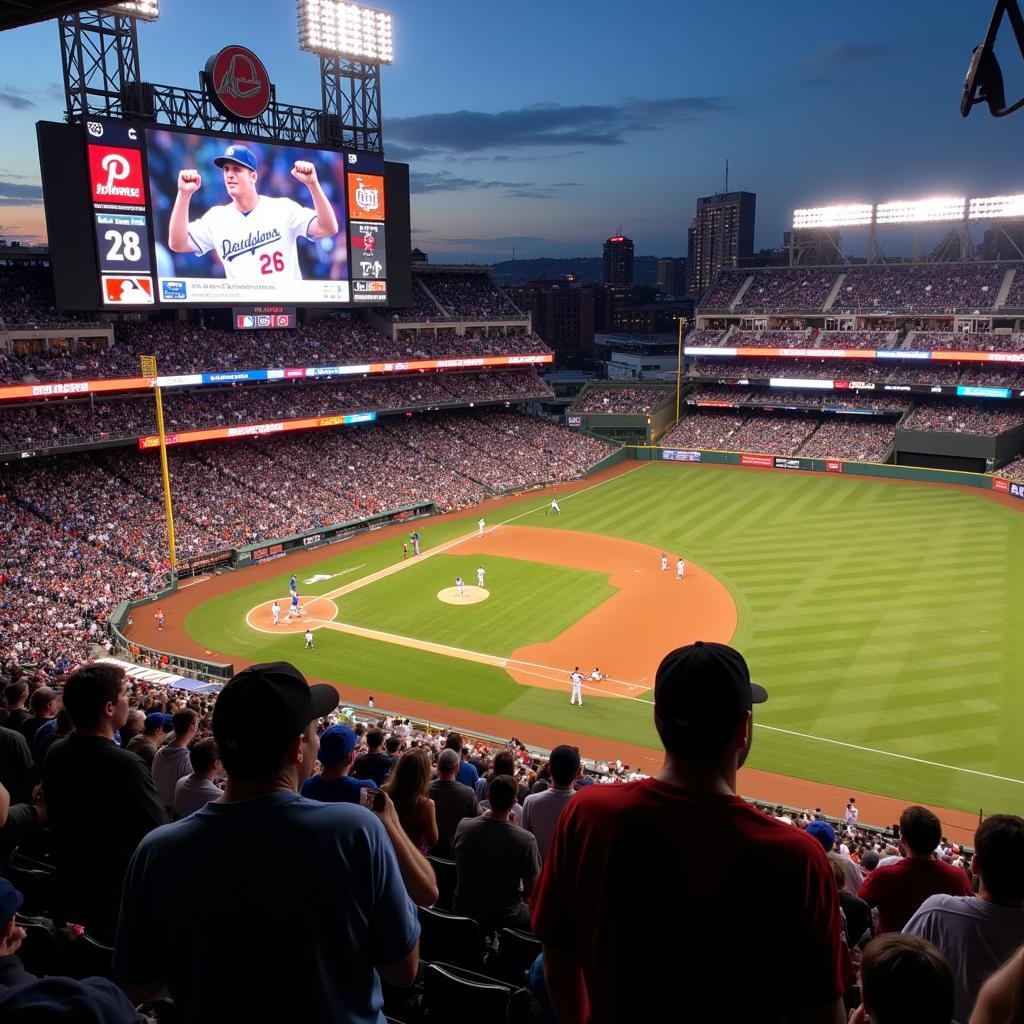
[103, 275, 154, 304]
[238, 316, 254, 328]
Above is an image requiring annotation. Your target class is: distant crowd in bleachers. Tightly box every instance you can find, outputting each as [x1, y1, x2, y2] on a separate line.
[570, 386, 671, 414]
[418, 272, 523, 320]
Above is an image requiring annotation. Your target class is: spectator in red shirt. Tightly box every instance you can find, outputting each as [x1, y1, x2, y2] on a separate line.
[532, 641, 852, 1024]
[857, 805, 972, 933]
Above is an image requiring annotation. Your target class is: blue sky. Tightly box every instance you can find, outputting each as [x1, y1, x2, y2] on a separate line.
[0, 1, 1021, 262]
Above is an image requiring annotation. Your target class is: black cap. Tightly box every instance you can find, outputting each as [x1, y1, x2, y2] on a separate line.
[213, 662, 338, 764]
[654, 641, 767, 755]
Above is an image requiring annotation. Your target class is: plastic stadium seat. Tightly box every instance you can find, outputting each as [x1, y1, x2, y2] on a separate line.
[486, 927, 542, 985]
[417, 906, 486, 972]
[426, 855, 457, 910]
[422, 962, 512, 1020]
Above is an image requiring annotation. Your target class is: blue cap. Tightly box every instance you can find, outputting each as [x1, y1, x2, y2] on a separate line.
[317, 725, 357, 766]
[0, 877, 23, 925]
[213, 144, 258, 173]
[144, 712, 173, 734]
[806, 819, 836, 852]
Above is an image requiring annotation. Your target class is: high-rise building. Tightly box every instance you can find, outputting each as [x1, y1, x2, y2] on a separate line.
[687, 191, 756, 296]
[655, 257, 687, 296]
[602, 235, 634, 290]
[506, 280, 596, 368]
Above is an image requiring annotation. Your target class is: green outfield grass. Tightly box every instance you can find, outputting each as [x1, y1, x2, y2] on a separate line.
[185, 462, 1024, 814]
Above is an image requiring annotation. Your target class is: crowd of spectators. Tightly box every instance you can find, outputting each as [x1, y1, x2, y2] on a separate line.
[659, 411, 747, 450]
[815, 330, 897, 349]
[901, 401, 1024, 435]
[0, 369, 553, 452]
[417, 273, 524, 320]
[570, 386, 672, 414]
[732, 268, 840, 313]
[996, 454, 1024, 481]
[686, 384, 910, 413]
[0, 265, 97, 329]
[907, 331, 1024, 353]
[728, 329, 813, 348]
[798, 418, 898, 461]
[830, 263, 1008, 314]
[392, 281, 449, 321]
[697, 270, 747, 310]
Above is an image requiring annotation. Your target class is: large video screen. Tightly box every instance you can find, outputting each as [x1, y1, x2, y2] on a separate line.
[74, 119, 390, 308]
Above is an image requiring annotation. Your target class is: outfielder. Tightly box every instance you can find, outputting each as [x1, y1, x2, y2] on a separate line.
[168, 144, 339, 280]
[476, 566, 485, 588]
[455, 575, 465, 598]
[548, 499, 561, 516]
[570, 667, 584, 706]
[271, 601, 280, 626]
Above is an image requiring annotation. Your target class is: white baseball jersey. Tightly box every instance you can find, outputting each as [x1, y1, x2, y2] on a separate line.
[476, 568, 485, 586]
[188, 196, 316, 280]
[272, 603, 280, 623]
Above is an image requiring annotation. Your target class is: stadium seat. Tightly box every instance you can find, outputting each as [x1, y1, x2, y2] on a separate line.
[417, 906, 486, 972]
[422, 962, 512, 1020]
[426, 855, 457, 910]
[486, 927, 542, 985]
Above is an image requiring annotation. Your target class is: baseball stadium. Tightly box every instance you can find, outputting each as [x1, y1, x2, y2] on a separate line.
[2, 1, 1024, 1019]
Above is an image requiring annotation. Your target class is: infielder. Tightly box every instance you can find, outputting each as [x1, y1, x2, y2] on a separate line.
[271, 601, 280, 626]
[476, 566, 485, 588]
[590, 667, 603, 682]
[411, 531, 421, 557]
[478, 518, 485, 537]
[304, 628, 314, 650]
[570, 667, 584, 706]
[455, 575, 465, 597]
[548, 499, 561, 516]
[676, 557, 685, 581]
[660, 553, 668, 572]
[168, 143, 339, 280]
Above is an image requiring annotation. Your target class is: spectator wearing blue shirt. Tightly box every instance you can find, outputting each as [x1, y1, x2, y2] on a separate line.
[445, 732, 479, 788]
[300, 725, 375, 804]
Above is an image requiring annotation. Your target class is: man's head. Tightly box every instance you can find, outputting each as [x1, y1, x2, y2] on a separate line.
[171, 709, 199, 741]
[124, 708, 145, 734]
[29, 686, 59, 719]
[899, 805, 942, 856]
[487, 775, 518, 815]
[212, 662, 338, 782]
[365, 728, 384, 751]
[859, 933, 954, 1024]
[973, 814, 1024, 905]
[549, 745, 581, 788]
[62, 664, 129, 732]
[384, 735, 401, 756]
[214, 144, 258, 204]
[437, 748, 460, 779]
[144, 712, 173, 738]
[653, 641, 766, 762]
[445, 731, 463, 753]
[3, 680, 28, 710]
[190, 736, 220, 778]
[317, 726, 358, 771]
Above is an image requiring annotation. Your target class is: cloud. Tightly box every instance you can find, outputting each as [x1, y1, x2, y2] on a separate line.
[387, 95, 730, 154]
[410, 170, 577, 197]
[800, 41, 895, 84]
[0, 180, 43, 206]
[0, 89, 35, 111]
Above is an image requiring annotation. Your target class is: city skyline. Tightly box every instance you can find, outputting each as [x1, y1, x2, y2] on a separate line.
[0, 1, 1020, 262]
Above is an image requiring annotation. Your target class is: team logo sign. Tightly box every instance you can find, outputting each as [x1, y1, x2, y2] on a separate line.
[347, 173, 386, 221]
[88, 146, 145, 206]
[205, 45, 272, 120]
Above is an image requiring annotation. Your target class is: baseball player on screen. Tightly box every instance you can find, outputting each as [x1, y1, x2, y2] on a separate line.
[168, 143, 339, 280]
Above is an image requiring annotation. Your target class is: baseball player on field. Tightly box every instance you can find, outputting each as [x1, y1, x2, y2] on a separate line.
[304, 628, 314, 650]
[168, 143, 339, 280]
[570, 667, 584, 706]
[476, 566, 485, 588]
[548, 499, 561, 516]
[676, 557, 685, 581]
[289, 574, 298, 597]
[478, 518, 485, 537]
[271, 601, 280, 626]
[289, 592, 301, 619]
[661, 553, 668, 572]
[455, 575, 465, 598]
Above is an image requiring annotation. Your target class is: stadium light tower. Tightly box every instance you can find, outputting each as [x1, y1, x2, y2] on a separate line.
[101, 1, 161, 21]
[297, 1, 392, 152]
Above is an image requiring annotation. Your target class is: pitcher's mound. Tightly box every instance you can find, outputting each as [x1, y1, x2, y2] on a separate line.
[246, 596, 340, 633]
[438, 586, 489, 605]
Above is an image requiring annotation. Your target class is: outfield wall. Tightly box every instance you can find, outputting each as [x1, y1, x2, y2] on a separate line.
[638, 445, 1023, 502]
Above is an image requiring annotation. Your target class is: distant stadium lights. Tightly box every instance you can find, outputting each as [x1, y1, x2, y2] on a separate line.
[102, 0, 160, 20]
[792, 205, 873, 229]
[297, 1, 394, 63]
[968, 193, 1024, 218]
[875, 197, 966, 224]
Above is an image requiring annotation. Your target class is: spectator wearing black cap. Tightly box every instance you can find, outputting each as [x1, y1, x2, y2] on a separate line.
[0, 876, 36, 992]
[41, 664, 167, 932]
[858, 805, 972, 934]
[521, 745, 579, 861]
[300, 725, 375, 804]
[125, 713, 172, 769]
[532, 640, 852, 1024]
[115, 661, 421, 1022]
[903, 814, 1024, 1023]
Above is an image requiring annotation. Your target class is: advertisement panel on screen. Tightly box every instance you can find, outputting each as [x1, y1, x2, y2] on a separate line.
[79, 120, 389, 308]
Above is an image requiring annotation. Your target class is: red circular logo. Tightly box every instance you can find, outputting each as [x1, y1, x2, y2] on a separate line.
[205, 45, 271, 121]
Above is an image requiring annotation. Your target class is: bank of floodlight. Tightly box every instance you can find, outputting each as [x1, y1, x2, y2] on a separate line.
[875, 197, 966, 224]
[102, 1, 160, 20]
[792, 204, 873, 229]
[968, 193, 1024, 219]
[297, 0, 394, 62]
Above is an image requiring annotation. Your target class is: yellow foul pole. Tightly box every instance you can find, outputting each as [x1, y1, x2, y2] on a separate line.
[141, 355, 177, 570]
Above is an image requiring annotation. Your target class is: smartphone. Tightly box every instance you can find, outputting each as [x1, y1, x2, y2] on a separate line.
[360, 787, 386, 812]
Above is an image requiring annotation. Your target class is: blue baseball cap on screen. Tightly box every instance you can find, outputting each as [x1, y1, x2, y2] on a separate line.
[214, 144, 258, 173]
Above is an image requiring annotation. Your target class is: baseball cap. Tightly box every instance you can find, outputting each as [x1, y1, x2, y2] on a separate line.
[213, 144, 258, 173]
[317, 725, 357, 766]
[654, 641, 767, 756]
[805, 819, 837, 852]
[144, 712, 173, 734]
[0, 877, 23, 926]
[213, 662, 338, 765]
